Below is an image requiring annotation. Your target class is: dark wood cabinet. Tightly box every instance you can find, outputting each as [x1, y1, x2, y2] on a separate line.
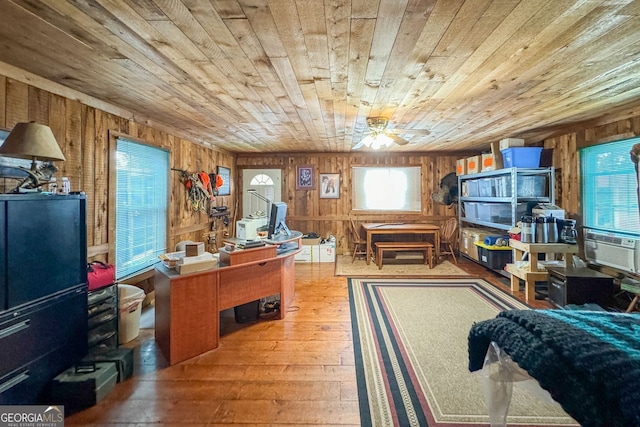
[0, 194, 88, 404]
[546, 266, 616, 308]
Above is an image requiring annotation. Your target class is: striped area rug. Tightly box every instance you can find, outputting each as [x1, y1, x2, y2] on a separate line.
[348, 277, 578, 426]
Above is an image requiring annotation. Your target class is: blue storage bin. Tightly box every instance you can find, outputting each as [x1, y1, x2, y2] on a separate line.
[501, 147, 543, 168]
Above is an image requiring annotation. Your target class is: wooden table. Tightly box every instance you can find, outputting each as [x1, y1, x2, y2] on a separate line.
[361, 223, 441, 265]
[504, 239, 580, 302]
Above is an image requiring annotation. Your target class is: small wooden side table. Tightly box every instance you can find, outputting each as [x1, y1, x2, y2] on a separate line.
[504, 239, 580, 302]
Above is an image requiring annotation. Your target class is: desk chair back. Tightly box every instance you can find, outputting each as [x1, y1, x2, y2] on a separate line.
[349, 218, 367, 263]
[440, 217, 459, 264]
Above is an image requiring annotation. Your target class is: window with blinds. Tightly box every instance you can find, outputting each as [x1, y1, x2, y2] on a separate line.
[115, 137, 170, 279]
[351, 166, 422, 211]
[580, 137, 640, 236]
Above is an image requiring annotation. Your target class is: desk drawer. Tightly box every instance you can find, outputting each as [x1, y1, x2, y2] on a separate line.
[218, 261, 281, 310]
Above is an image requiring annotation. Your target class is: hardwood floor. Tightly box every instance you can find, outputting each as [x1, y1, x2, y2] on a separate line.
[66, 257, 552, 426]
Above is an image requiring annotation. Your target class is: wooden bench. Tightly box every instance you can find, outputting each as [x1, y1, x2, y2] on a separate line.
[375, 241, 434, 270]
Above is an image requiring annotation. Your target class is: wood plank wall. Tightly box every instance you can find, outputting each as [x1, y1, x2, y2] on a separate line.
[0, 75, 236, 267]
[236, 153, 464, 254]
[2, 69, 639, 263]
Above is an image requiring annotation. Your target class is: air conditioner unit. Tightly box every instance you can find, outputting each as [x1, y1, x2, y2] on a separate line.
[584, 230, 640, 274]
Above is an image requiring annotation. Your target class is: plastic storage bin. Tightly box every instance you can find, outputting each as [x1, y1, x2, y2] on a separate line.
[478, 178, 494, 197]
[501, 147, 543, 168]
[477, 203, 527, 224]
[463, 202, 479, 220]
[118, 284, 145, 344]
[466, 180, 479, 197]
[475, 242, 513, 270]
[477, 204, 510, 223]
[517, 176, 546, 197]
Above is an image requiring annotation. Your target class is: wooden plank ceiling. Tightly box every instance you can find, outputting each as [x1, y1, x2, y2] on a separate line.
[0, 0, 639, 153]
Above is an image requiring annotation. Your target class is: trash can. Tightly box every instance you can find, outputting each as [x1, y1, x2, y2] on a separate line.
[118, 284, 145, 344]
[234, 300, 260, 323]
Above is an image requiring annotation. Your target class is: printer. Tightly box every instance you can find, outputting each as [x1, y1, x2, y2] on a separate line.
[532, 203, 565, 219]
[236, 217, 268, 240]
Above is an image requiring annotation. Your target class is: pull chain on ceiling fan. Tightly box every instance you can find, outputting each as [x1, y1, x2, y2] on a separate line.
[352, 117, 430, 150]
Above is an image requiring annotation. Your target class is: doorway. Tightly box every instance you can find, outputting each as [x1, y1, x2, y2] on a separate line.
[242, 169, 282, 219]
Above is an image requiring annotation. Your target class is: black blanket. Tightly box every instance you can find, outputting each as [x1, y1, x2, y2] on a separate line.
[468, 309, 640, 427]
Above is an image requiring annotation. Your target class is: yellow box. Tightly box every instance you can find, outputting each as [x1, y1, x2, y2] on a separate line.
[466, 156, 481, 174]
[456, 159, 467, 175]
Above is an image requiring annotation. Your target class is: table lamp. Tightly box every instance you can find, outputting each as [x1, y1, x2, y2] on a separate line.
[0, 122, 66, 192]
[247, 188, 271, 217]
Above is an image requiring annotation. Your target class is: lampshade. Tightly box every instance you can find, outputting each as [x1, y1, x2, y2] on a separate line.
[0, 122, 66, 168]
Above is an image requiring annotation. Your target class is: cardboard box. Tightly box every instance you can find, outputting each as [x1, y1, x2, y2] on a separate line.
[185, 242, 205, 256]
[302, 237, 321, 245]
[466, 155, 481, 174]
[481, 153, 497, 172]
[295, 245, 320, 262]
[490, 141, 505, 169]
[319, 242, 336, 262]
[499, 138, 525, 151]
[456, 158, 467, 175]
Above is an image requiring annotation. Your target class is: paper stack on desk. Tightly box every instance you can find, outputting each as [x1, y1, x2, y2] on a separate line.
[176, 252, 217, 274]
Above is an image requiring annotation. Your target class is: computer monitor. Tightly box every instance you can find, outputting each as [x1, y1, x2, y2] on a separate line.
[268, 201, 291, 239]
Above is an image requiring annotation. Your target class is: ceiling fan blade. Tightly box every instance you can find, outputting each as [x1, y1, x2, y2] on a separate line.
[387, 133, 410, 146]
[351, 140, 366, 150]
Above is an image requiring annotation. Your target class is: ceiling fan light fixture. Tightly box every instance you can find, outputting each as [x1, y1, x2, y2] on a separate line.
[359, 132, 393, 150]
[371, 133, 393, 150]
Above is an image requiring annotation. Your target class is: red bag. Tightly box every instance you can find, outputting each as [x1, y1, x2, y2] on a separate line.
[87, 261, 115, 291]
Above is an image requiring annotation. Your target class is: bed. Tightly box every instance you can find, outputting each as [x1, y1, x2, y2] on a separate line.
[468, 309, 640, 427]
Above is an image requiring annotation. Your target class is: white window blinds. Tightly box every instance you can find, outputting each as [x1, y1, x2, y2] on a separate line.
[580, 137, 640, 236]
[115, 138, 169, 279]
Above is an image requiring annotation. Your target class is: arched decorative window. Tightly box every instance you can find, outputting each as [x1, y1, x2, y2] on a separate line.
[250, 174, 274, 186]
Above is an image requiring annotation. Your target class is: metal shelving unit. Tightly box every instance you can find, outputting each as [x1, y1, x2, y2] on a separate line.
[457, 167, 555, 267]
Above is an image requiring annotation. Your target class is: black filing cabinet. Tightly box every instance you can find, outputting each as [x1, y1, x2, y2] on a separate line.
[546, 266, 616, 308]
[0, 194, 88, 404]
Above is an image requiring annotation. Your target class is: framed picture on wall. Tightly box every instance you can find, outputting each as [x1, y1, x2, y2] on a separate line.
[319, 173, 339, 199]
[217, 166, 231, 196]
[296, 165, 315, 190]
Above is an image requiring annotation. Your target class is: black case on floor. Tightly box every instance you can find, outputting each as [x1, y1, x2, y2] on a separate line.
[50, 362, 117, 410]
[82, 347, 134, 382]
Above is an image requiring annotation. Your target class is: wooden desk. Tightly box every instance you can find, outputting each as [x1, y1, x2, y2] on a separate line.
[361, 223, 440, 265]
[154, 235, 301, 365]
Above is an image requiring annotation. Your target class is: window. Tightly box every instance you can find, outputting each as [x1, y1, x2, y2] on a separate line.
[580, 137, 640, 236]
[115, 137, 170, 279]
[352, 166, 421, 211]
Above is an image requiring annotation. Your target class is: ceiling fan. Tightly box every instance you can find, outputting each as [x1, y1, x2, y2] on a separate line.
[352, 117, 430, 150]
